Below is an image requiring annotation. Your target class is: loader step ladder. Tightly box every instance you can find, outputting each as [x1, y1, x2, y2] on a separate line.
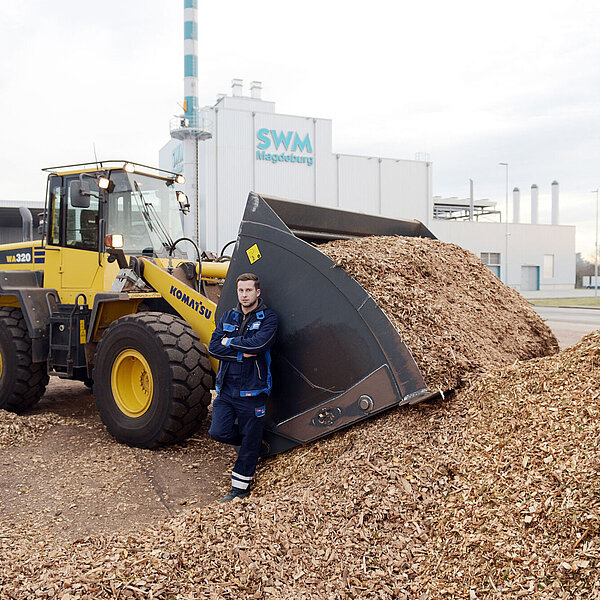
[46, 292, 90, 378]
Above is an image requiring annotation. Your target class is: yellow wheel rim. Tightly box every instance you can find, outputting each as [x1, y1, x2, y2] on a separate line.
[111, 350, 153, 418]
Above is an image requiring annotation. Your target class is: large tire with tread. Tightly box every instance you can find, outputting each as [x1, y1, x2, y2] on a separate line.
[93, 312, 214, 448]
[0, 307, 49, 412]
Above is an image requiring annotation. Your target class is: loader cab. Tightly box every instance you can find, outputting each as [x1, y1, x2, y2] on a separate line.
[47, 175, 102, 252]
[44, 162, 187, 261]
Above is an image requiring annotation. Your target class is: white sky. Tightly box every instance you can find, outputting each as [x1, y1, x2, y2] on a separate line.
[0, 0, 598, 257]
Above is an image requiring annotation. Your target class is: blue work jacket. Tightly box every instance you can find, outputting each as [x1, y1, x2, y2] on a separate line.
[208, 299, 278, 397]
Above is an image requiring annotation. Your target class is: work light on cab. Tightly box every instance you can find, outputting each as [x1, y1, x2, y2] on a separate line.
[105, 234, 124, 249]
[176, 191, 190, 214]
[98, 176, 111, 190]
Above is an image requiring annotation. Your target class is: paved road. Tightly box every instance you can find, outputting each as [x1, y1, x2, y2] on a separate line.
[532, 306, 600, 349]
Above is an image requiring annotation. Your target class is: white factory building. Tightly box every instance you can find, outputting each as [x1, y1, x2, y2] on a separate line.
[159, 80, 575, 293]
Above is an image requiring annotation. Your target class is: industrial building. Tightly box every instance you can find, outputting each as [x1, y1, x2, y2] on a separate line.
[159, 79, 575, 293]
[157, 0, 574, 294]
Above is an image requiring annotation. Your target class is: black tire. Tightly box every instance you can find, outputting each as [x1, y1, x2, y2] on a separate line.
[93, 312, 214, 448]
[0, 307, 49, 412]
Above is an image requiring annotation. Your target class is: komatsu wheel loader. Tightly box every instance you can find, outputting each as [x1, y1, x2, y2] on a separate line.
[0, 161, 437, 454]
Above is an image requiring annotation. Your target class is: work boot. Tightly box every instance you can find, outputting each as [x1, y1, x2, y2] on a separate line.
[221, 488, 250, 503]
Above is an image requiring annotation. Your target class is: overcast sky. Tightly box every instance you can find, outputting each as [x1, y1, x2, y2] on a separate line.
[0, 1, 598, 257]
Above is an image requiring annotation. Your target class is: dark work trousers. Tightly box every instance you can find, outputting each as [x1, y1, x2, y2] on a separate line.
[209, 371, 267, 492]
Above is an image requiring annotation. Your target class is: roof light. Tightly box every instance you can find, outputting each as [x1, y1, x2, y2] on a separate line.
[176, 174, 185, 184]
[98, 176, 111, 189]
[124, 163, 135, 173]
[105, 234, 124, 249]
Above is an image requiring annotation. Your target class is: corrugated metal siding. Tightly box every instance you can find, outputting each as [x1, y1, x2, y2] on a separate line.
[337, 155, 379, 214]
[160, 100, 431, 254]
[202, 120, 218, 253]
[215, 109, 254, 252]
[315, 119, 337, 207]
[380, 159, 429, 223]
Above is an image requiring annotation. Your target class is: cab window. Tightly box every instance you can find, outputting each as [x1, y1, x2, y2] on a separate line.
[65, 179, 100, 251]
[49, 183, 61, 246]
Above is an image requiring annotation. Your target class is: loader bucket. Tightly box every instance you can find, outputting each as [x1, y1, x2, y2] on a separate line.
[218, 193, 437, 455]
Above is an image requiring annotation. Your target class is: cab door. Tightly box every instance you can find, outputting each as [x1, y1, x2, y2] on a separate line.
[45, 175, 104, 295]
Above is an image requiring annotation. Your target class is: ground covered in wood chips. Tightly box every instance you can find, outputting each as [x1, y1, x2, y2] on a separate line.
[320, 236, 559, 391]
[0, 410, 69, 448]
[1, 330, 597, 600]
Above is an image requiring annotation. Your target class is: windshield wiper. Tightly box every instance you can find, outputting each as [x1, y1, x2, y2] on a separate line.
[133, 181, 174, 252]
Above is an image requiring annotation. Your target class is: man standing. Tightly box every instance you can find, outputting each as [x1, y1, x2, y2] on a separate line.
[208, 273, 278, 502]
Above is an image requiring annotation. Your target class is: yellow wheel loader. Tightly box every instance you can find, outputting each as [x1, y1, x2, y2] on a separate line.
[0, 161, 436, 453]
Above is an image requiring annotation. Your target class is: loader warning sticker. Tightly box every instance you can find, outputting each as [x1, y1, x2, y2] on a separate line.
[246, 244, 261, 264]
[0, 247, 33, 265]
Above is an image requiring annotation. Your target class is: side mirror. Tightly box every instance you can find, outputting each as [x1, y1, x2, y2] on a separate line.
[69, 180, 90, 208]
[37, 211, 46, 236]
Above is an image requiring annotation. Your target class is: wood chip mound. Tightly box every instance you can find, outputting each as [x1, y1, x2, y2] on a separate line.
[320, 236, 559, 391]
[0, 409, 65, 447]
[1, 331, 597, 599]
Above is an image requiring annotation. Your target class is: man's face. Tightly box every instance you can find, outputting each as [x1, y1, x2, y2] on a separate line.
[237, 280, 260, 309]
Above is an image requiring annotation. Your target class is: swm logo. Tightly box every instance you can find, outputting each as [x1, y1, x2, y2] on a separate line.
[255, 128, 314, 166]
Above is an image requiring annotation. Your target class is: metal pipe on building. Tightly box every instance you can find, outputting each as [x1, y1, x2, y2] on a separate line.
[513, 187, 520, 223]
[551, 180, 559, 225]
[232, 78, 243, 96]
[250, 81, 262, 99]
[469, 179, 474, 221]
[531, 184, 539, 224]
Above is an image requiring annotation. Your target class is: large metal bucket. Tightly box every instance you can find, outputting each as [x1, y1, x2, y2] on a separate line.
[218, 193, 437, 455]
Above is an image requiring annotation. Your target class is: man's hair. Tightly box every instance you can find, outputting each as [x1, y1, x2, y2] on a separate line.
[236, 273, 260, 290]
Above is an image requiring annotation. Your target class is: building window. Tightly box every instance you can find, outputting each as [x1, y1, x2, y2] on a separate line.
[481, 252, 501, 278]
[544, 254, 554, 278]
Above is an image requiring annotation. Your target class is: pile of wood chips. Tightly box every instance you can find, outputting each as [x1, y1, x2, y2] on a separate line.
[320, 236, 559, 391]
[2, 330, 597, 599]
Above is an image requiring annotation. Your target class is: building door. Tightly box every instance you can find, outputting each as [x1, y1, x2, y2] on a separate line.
[521, 266, 539, 291]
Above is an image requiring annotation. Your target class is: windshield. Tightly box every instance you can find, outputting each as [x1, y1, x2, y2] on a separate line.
[106, 171, 185, 257]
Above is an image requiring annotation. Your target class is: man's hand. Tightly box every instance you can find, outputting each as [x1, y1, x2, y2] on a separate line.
[243, 353, 255, 358]
[221, 338, 229, 346]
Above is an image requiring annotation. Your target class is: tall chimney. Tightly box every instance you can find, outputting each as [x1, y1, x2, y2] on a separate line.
[232, 78, 243, 96]
[551, 180, 559, 225]
[512, 187, 520, 223]
[250, 81, 262, 99]
[183, 0, 198, 127]
[531, 184, 539, 224]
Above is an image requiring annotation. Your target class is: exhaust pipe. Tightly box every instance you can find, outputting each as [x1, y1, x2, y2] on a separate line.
[19, 207, 33, 242]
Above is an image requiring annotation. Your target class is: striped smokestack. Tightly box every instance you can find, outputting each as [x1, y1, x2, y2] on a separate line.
[183, 0, 199, 128]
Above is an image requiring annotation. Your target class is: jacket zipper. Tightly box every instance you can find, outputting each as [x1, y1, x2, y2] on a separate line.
[255, 360, 262, 380]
